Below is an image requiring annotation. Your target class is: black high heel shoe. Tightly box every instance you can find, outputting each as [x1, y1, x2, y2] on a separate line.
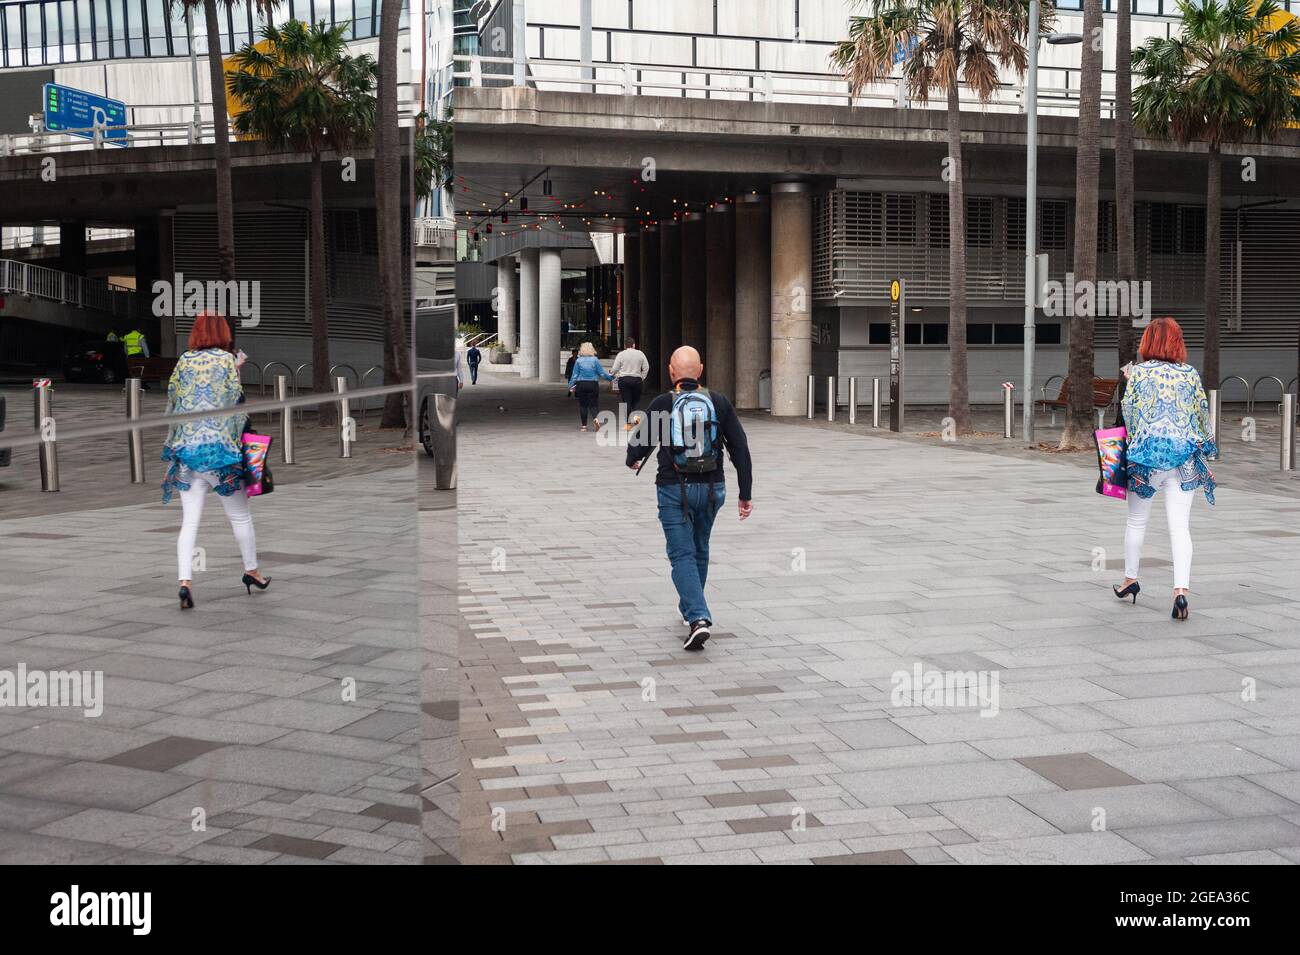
[179, 586, 194, 610]
[1172, 594, 1189, 620]
[242, 573, 272, 595]
[1113, 581, 1140, 604]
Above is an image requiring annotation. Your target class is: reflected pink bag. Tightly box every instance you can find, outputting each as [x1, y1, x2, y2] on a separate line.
[242, 432, 273, 497]
[1094, 426, 1127, 499]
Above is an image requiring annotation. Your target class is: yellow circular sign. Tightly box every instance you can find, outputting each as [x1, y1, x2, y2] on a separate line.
[890, 280, 900, 302]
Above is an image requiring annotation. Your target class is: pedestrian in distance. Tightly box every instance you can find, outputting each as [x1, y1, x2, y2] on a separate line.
[627, 345, 753, 651]
[568, 341, 613, 431]
[1112, 317, 1216, 621]
[610, 337, 650, 424]
[161, 312, 271, 610]
[466, 343, 482, 384]
[564, 346, 579, 386]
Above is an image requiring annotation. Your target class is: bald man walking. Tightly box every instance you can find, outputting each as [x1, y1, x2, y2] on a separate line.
[627, 346, 753, 651]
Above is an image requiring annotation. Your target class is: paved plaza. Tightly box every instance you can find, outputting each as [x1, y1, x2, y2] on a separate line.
[457, 368, 1300, 865]
[0, 465, 421, 864]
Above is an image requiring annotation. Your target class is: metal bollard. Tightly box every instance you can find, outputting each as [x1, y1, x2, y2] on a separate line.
[276, 375, 296, 464]
[872, 377, 881, 428]
[126, 378, 145, 483]
[33, 379, 59, 492]
[1207, 389, 1220, 460]
[806, 375, 816, 420]
[1003, 383, 1015, 439]
[848, 377, 858, 425]
[336, 376, 353, 459]
[827, 376, 837, 423]
[1283, 394, 1296, 472]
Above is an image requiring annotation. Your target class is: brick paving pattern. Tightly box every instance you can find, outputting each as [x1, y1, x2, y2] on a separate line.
[457, 369, 1300, 865]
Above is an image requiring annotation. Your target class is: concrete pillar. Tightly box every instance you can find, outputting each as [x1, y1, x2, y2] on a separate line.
[734, 193, 771, 409]
[497, 254, 517, 352]
[623, 233, 640, 346]
[59, 220, 88, 276]
[770, 182, 813, 416]
[706, 203, 736, 398]
[538, 247, 562, 382]
[639, 224, 661, 389]
[659, 220, 681, 379]
[518, 247, 540, 378]
[680, 212, 706, 363]
[133, 218, 161, 330]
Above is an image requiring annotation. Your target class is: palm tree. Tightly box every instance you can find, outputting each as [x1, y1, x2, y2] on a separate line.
[832, 0, 1041, 434]
[1134, 0, 1300, 390]
[1114, 0, 1138, 403]
[415, 110, 454, 203]
[1061, 0, 1103, 450]
[173, 0, 282, 290]
[229, 20, 378, 428]
[375, 0, 408, 430]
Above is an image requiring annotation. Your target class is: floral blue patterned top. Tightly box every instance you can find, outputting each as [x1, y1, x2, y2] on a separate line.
[160, 348, 245, 503]
[1120, 360, 1217, 504]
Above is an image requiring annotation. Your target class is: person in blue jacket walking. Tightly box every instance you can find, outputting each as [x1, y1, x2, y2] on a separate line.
[567, 341, 613, 431]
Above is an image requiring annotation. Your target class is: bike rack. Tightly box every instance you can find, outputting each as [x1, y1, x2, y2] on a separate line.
[328, 364, 362, 423]
[1249, 376, 1286, 415]
[360, 366, 382, 421]
[260, 361, 293, 424]
[1218, 375, 1250, 411]
[1040, 374, 1065, 426]
[293, 363, 311, 421]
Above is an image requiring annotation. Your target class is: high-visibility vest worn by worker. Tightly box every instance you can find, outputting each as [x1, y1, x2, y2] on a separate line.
[123, 329, 147, 356]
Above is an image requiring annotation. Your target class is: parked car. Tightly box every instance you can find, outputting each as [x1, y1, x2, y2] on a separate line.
[63, 340, 129, 384]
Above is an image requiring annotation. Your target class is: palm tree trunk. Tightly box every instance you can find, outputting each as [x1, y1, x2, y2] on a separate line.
[1203, 142, 1222, 388]
[1062, 0, 1103, 449]
[376, 0, 408, 431]
[946, 82, 970, 433]
[1114, 0, 1137, 413]
[309, 150, 335, 428]
[202, 0, 237, 293]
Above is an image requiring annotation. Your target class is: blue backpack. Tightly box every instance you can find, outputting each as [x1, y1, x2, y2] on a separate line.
[670, 387, 720, 474]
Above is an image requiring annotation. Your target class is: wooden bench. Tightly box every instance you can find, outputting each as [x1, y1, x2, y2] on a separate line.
[1038, 377, 1119, 425]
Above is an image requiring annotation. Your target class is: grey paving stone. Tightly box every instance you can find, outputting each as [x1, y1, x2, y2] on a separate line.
[1117, 817, 1300, 859]
[1014, 783, 1225, 833]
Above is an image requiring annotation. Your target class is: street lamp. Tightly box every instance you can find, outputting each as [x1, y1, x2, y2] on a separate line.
[1023, 0, 1083, 445]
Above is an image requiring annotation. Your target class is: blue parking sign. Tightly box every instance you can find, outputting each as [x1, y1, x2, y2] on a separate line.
[43, 83, 128, 145]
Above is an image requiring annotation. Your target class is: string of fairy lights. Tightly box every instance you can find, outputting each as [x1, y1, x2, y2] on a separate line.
[452, 169, 770, 245]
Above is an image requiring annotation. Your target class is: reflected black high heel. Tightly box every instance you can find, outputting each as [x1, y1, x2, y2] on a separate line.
[179, 586, 194, 610]
[1113, 581, 1140, 604]
[1172, 594, 1189, 620]
[242, 573, 271, 595]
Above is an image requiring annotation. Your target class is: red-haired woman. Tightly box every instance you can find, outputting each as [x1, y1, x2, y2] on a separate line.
[161, 313, 271, 609]
[1113, 317, 1215, 621]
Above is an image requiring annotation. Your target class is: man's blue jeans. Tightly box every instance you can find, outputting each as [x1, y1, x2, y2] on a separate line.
[656, 480, 725, 624]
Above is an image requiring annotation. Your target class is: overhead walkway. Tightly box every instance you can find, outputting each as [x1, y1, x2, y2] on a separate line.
[0, 258, 139, 335]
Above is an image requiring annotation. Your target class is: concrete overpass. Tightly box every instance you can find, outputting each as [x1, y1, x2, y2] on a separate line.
[456, 85, 1300, 409]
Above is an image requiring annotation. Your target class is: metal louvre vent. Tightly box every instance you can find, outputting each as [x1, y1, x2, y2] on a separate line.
[812, 188, 1297, 349]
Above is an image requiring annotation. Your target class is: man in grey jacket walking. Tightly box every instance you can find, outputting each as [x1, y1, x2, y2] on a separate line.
[610, 339, 650, 420]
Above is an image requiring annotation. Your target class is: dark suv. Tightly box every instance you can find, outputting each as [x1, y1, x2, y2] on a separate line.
[64, 340, 129, 384]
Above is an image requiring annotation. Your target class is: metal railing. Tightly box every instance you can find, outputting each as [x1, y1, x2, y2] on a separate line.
[9, 376, 420, 493]
[2, 227, 135, 251]
[0, 259, 139, 318]
[0, 104, 418, 157]
[415, 218, 456, 247]
[453, 54, 1118, 117]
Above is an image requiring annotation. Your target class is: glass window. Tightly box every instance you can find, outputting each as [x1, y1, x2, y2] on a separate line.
[77, 0, 92, 59]
[868, 322, 890, 345]
[923, 323, 949, 345]
[904, 323, 921, 346]
[146, 0, 168, 55]
[994, 323, 1024, 345]
[3, 6, 22, 68]
[1038, 324, 1062, 345]
[26, 4, 45, 66]
[46, 2, 62, 62]
[356, 0, 375, 38]
[968, 323, 993, 345]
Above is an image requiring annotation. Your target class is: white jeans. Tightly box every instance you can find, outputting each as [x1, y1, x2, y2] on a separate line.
[177, 468, 257, 580]
[1124, 468, 1195, 590]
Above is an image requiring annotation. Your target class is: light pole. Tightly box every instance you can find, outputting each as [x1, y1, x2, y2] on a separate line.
[1023, 8, 1082, 445]
[186, 7, 202, 136]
